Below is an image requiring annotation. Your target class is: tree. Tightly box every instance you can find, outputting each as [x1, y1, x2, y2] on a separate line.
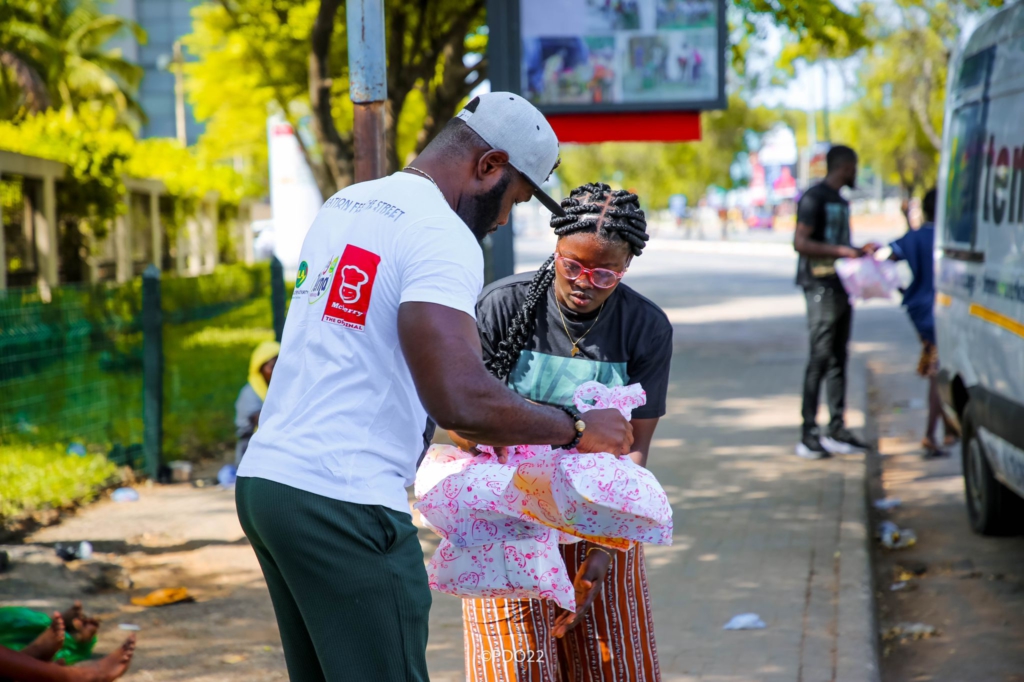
[0, 0, 146, 124]
[557, 96, 782, 209]
[827, 0, 1004, 197]
[185, 0, 487, 200]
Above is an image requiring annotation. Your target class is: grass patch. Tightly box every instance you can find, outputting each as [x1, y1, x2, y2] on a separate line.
[0, 445, 121, 520]
[162, 296, 275, 460]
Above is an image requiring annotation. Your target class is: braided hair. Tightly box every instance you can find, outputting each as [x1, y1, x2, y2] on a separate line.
[486, 183, 648, 382]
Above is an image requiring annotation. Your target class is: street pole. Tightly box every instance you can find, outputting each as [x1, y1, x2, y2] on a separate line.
[346, 0, 387, 182]
[142, 265, 164, 480]
[483, 0, 516, 282]
[173, 41, 187, 147]
[270, 256, 286, 342]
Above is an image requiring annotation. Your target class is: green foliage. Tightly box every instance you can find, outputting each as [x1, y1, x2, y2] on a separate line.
[0, 105, 132, 237]
[183, 0, 487, 195]
[0, 445, 120, 520]
[0, 0, 145, 125]
[825, 0, 1003, 196]
[0, 262, 276, 463]
[162, 291, 275, 460]
[0, 105, 250, 244]
[558, 96, 780, 207]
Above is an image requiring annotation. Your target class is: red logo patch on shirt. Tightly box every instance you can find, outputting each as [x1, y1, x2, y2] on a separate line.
[322, 244, 381, 330]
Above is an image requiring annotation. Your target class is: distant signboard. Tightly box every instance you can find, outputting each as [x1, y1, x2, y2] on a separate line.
[488, 0, 725, 143]
[267, 115, 323, 273]
[513, 0, 725, 113]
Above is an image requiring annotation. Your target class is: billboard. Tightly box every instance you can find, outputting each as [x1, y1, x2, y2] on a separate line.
[267, 115, 323, 273]
[512, 0, 726, 113]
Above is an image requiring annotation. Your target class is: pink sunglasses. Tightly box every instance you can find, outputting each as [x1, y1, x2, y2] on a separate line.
[554, 255, 627, 289]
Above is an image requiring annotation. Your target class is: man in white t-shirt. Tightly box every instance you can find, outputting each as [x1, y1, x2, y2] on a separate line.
[235, 92, 634, 681]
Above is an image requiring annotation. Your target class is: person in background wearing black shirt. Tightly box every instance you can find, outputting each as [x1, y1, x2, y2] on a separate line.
[794, 146, 879, 459]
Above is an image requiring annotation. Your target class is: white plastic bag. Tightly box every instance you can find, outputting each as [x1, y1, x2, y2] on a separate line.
[834, 256, 901, 302]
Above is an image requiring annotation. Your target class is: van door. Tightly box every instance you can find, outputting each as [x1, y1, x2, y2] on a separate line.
[936, 47, 994, 396]
[969, 42, 1024, 412]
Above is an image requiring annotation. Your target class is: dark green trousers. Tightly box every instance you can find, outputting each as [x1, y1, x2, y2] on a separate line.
[236, 477, 431, 681]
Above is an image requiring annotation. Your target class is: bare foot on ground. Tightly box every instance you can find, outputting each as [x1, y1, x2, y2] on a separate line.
[21, 613, 65, 661]
[71, 617, 100, 644]
[67, 635, 136, 682]
[61, 602, 84, 627]
[63, 602, 100, 643]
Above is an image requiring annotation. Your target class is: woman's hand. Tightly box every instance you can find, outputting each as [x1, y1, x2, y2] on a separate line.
[553, 547, 615, 638]
[621, 451, 644, 465]
[447, 430, 480, 454]
[446, 431, 509, 463]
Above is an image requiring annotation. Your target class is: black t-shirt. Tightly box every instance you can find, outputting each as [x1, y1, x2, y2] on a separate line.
[476, 272, 673, 420]
[796, 182, 851, 289]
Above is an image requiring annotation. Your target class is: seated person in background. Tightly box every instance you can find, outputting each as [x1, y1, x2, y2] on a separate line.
[0, 602, 100, 664]
[0, 610, 136, 682]
[890, 188, 958, 456]
[235, 341, 280, 465]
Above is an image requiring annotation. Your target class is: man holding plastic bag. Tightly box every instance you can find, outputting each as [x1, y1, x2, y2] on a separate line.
[793, 145, 879, 459]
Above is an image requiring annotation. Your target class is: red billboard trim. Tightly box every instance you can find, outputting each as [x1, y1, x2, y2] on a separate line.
[546, 111, 701, 144]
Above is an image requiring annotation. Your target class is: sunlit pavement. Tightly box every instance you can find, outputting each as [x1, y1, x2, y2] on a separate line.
[425, 233, 911, 681]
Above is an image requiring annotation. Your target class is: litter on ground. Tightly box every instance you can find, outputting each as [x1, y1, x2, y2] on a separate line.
[723, 613, 766, 630]
[879, 521, 917, 549]
[883, 622, 938, 641]
[130, 587, 194, 607]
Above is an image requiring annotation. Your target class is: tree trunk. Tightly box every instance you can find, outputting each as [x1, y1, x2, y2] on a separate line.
[911, 57, 943, 152]
[309, 0, 353, 197]
[0, 51, 49, 112]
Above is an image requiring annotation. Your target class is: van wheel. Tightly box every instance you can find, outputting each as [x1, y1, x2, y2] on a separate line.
[962, 410, 1023, 535]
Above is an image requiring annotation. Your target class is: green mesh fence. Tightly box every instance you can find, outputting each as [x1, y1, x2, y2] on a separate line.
[0, 282, 145, 466]
[0, 262, 281, 466]
[161, 264, 275, 461]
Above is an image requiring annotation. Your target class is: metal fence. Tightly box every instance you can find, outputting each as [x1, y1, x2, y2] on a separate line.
[0, 261, 283, 470]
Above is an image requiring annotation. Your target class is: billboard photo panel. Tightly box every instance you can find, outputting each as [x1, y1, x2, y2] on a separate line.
[512, 0, 726, 114]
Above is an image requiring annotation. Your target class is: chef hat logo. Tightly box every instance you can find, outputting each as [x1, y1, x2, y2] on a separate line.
[339, 265, 369, 304]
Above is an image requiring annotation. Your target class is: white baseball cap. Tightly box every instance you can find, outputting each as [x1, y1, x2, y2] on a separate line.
[456, 92, 565, 217]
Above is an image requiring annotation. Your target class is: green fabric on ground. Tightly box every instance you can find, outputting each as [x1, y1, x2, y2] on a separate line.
[0, 607, 96, 664]
[236, 476, 431, 682]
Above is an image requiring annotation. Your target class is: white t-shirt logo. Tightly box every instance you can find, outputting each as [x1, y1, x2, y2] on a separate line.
[339, 265, 370, 303]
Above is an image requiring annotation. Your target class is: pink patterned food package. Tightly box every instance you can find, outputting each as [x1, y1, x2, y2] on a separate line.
[414, 381, 673, 603]
[511, 382, 673, 548]
[425, 530, 576, 610]
[834, 256, 902, 302]
[416, 447, 548, 547]
[513, 450, 673, 549]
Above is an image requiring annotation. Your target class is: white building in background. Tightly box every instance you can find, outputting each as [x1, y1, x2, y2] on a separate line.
[266, 115, 323, 274]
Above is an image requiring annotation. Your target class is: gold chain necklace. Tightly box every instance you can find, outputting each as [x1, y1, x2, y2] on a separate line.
[556, 301, 604, 357]
[403, 166, 443, 196]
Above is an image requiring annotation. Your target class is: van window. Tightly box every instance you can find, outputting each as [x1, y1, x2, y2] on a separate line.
[956, 49, 993, 92]
[945, 102, 986, 246]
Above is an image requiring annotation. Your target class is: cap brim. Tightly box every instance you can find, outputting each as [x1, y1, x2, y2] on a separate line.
[521, 174, 566, 217]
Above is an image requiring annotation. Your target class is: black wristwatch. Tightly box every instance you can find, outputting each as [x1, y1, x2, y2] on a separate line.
[559, 406, 586, 450]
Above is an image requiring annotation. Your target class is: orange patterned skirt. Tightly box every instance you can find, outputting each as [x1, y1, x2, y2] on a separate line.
[462, 542, 660, 682]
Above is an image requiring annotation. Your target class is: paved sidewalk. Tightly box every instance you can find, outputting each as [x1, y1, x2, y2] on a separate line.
[866, 344, 1024, 682]
[427, 245, 884, 681]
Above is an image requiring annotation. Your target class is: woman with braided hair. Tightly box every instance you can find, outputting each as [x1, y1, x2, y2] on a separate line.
[456, 182, 673, 682]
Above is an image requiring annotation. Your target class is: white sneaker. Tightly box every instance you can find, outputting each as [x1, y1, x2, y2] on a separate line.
[820, 436, 865, 455]
[796, 433, 830, 460]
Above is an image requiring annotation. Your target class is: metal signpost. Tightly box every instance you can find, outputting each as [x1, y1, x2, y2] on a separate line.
[347, 0, 388, 183]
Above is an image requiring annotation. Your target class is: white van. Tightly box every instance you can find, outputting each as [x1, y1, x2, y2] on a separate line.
[936, 3, 1024, 535]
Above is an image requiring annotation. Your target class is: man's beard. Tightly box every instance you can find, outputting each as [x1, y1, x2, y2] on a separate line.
[458, 169, 513, 242]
